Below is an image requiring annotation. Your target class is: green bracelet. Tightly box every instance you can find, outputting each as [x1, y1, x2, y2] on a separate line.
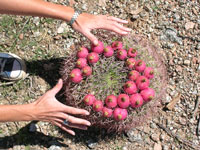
[69, 9, 82, 26]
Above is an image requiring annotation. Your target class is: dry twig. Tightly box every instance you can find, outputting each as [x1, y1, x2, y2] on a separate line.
[193, 95, 200, 117]
[156, 122, 200, 150]
[197, 114, 200, 136]
[166, 93, 181, 110]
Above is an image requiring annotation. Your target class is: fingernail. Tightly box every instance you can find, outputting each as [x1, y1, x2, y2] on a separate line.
[58, 79, 61, 84]
[87, 122, 91, 126]
[127, 28, 132, 31]
[122, 31, 128, 34]
[94, 40, 98, 46]
[72, 132, 75, 136]
[85, 111, 90, 115]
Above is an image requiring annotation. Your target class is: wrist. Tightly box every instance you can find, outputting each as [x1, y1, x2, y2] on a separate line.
[68, 9, 82, 26]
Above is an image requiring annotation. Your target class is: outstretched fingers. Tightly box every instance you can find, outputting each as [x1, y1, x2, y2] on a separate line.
[107, 16, 128, 24]
[63, 105, 90, 116]
[53, 112, 91, 127]
[53, 118, 88, 130]
[52, 120, 75, 135]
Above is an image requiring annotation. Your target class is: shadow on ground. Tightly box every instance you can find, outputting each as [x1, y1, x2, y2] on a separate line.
[0, 57, 119, 149]
[0, 122, 68, 149]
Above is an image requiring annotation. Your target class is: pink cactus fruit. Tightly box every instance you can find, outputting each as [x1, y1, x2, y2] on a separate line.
[127, 48, 137, 57]
[140, 88, 155, 102]
[93, 100, 103, 112]
[136, 76, 150, 90]
[77, 47, 89, 58]
[123, 81, 137, 95]
[70, 68, 83, 83]
[83, 94, 95, 106]
[76, 58, 87, 69]
[102, 107, 113, 118]
[126, 58, 136, 69]
[105, 95, 117, 108]
[111, 41, 123, 50]
[117, 94, 130, 109]
[135, 60, 146, 73]
[130, 93, 144, 108]
[91, 41, 104, 54]
[103, 46, 114, 57]
[128, 70, 140, 81]
[144, 67, 154, 79]
[117, 49, 127, 60]
[113, 108, 128, 121]
[82, 66, 92, 76]
[87, 52, 99, 64]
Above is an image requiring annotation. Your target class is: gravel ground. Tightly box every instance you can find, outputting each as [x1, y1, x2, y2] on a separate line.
[0, 0, 200, 150]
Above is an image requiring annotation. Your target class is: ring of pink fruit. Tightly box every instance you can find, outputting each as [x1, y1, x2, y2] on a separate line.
[70, 41, 155, 122]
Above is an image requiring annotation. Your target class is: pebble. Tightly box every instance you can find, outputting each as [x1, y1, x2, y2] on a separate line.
[33, 31, 40, 37]
[153, 143, 162, 150]
[185, 22, 195, 30]
[122, 146, 128, 150]
[162, 29, 183, 45]
[57, 23, 69, 34]
[87, 139, 98, 149]
[48, 145, 62, 150]
[151, 133, 160, 142]
[150, 122, 157, 129]
[33, 17, 40, 26]
[196, 43, 200, 50]
[126, 129, 142, 142]
[160, 134, 166, 141]
[198, 64, 200, 71]
[162, 145, 169, 150]
[29, 122, 37, 132]
[173, 13, 180, 21]
[183, 60, 190, 66]
[19, 33, 24, 40]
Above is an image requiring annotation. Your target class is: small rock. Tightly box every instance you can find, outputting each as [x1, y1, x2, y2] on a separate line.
[196, 43, 200, 50]
[151, 133, 160, 142]
[87, 139, 98, 149]
[173, 13, 180, 21]
[29, 123, 37, 132]
[82, 4, 87, 10]
[183, 60, 190, 66]
[126, 129, 142, 142]
[160, 134, 165, 141]
[162, 145, 169, 150]
[197, 19, 200, 24]
[165, 94, 172, 103]
[161, 29, 182, 45]
[185, 22, 195, 30]
[33, 31, 40, 37]
[57, 26, 64, 34]
[153, 143, 162, 150]
[33, 17, 40, 26]
[122, 146, 128, 150]
[198, 64, 200, 71]
[150, 122, 157, 129]
[48, 145, 62, 150]
[19, 33, 24, 40]
[57, 23, 69, 34]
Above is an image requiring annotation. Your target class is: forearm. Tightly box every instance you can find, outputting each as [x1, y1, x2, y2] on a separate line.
[0, 0, 74, 22]
[0, 103, 36, 122]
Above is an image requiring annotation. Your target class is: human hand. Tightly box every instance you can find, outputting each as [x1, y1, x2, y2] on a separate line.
[32, 79, 91, 135]
[72, 13, 131, 45]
